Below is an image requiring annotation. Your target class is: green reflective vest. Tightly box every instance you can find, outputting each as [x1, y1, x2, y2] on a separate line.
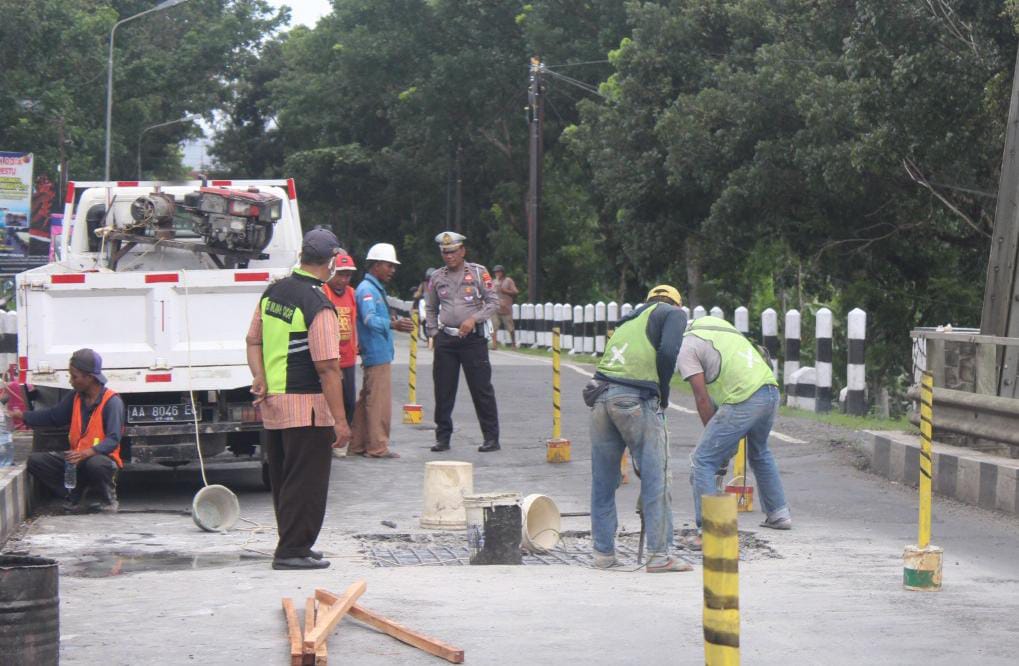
[596, 303, 659, 383]
[685, 316, 777, 405]
[260, 269, 335, 394]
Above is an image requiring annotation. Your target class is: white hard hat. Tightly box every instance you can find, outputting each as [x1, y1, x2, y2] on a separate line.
[365, 242, 400, 265]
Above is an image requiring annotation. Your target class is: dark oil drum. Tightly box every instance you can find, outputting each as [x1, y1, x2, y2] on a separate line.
[0, 555, 59, 666]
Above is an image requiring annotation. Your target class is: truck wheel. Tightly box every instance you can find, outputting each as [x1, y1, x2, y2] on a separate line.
[261, 461, 271, 491]
[31, 429, 68, 453]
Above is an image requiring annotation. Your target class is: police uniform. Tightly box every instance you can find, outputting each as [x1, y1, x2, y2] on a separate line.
[425, 232, 501, 452]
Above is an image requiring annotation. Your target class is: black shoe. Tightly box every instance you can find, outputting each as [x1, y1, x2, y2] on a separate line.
[431, 441, 450, 452]
[478, 440, 501, 453]
[272, 556, 331, 570]
[308, 550, 323, 560]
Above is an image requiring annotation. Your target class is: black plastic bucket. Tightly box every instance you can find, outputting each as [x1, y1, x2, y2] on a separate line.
[0, 555, 59, 666]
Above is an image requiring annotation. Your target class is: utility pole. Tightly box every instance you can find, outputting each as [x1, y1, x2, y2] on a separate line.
[982, 45, 1019, 397]
[526, 56, 544, 303]
[454, 143, 463, 233]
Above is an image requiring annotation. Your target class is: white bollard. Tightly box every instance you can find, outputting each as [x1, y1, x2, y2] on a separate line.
[710, 306, 724, 320]
[693, 305, 706, 320]
[621, 302, 633, 319]
[607, 301, 619, 341]
[815, 308, 833, 413]
[784, 309, 801, 398]
[532, 303, 545, 349]
[571, 305, 584, 355]
[847, 308, 867, 415]
[595, 301, 607, 355]
[762, 308, 779, 378]
[544, 302, 554, 349]
[583, 304, 595, 354]
[734, 306, 749, 335]
[522, 303, 535, 347]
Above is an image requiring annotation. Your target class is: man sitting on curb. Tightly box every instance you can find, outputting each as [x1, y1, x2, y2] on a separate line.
[585, 285, 691, 573]
[12, 349, 124, 513]
[679, 315, 792, 549]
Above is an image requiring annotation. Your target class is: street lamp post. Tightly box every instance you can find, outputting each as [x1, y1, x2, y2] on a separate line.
[138, 116, 198, 179]
[104, 0, 192, 181]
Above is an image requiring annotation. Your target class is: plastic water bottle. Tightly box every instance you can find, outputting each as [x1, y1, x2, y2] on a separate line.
[64, 460, 77, 490]
[0, 408, 13, 467]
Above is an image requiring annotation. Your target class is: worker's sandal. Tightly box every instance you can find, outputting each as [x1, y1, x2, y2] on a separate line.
[645, 556, 693, 573]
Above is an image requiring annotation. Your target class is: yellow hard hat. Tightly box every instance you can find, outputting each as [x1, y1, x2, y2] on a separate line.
[646, 284, 682, 306]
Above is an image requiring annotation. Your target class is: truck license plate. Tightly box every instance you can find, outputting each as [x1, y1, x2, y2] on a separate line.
[127, 403, 200, 424]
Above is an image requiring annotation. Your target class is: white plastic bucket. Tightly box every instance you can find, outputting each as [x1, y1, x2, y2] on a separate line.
[463, 492, 522, 564]
[192, 484, 240, 532]
[420, 461, 474, 529]
[521, 493, 561, 553]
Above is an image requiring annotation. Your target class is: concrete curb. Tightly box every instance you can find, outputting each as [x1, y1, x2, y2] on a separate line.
[0, 464, 31, 548]
[860, 430, 1019, 515]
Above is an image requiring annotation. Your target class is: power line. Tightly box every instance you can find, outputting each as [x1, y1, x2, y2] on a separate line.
[545, 59, 611, 69]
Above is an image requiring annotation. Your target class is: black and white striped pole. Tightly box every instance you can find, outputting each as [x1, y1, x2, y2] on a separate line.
[693, 305, 706, 320]
[710, 306, 724, 320]
[533, 303, 545, 349]
[815, 307, 833, 413]
[734, 306, 749, 335]
[544, 301, 554, 349]
[762, 308, 779, 378]
[607, 301, 619, 340]
[595, 301, 607, 356]
[562, 303, 573, 350]
[784, 309, 801, 398]
[847, 308, 867, 415]
[621, 302, 633, 319]
[511, 303, 520, 346]
[571, 305, 583, 355]
[583, 304, 595, 354]
[681, 305, 690, 323]
[522, 303, 534, 347]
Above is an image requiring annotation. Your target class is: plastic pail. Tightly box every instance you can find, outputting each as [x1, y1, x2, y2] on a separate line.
[463, 492, 522, 565]
[192, 484, 240, 532]
[420, 461, 473, 529]
[521, 494, 561, 553]
[0, 555, 59, 666]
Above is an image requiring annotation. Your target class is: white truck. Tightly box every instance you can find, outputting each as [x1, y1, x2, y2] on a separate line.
[15, 178, 304, 486]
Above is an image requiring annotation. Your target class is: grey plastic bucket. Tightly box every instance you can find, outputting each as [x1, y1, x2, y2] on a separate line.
[192, 484, 240, 532]
[0, 555, 59, 666]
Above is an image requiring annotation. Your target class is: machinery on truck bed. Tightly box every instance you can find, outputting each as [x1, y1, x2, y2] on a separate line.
[16, 178, 305, 487]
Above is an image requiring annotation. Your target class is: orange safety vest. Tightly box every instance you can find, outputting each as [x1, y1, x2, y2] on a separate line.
[69, 389, 123, 468]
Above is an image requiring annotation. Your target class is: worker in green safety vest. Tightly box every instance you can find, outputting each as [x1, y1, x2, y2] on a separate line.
[585, 285, 691, 573]
[678, 315, 792, 545]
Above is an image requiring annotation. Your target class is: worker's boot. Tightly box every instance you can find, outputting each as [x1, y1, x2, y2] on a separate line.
[96, 475, 119, 513]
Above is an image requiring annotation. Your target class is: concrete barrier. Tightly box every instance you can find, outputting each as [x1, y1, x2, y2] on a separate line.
[0, 465, 31, 548]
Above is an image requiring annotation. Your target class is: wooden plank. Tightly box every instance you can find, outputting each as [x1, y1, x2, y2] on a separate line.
[281, 598, 304, 666]
[315, 599, 329, 666]
[302, 598, 318, 666]
[316, 589, 464, 664]
[304, 581, 366, 653]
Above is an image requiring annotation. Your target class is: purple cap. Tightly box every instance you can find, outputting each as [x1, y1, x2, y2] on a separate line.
[70, 348, 107, 384]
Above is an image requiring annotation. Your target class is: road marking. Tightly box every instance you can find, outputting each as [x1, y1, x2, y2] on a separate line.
[503, 351, 805, 443]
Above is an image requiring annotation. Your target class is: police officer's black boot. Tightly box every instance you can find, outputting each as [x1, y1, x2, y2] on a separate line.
[478, 439, 500, 453]
[430, 439, 450, 452]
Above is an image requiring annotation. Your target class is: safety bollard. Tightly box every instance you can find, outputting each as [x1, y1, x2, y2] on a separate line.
[904, 371, 942, 591]
[724, 438, 753, 513]
[402, 311, 423, 424]
[702, 493, 740, 665]
[546, 327, 571, 463]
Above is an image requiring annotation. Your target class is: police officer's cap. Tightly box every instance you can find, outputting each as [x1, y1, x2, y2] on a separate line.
[646, 284, 682, 307]
[302, 228, 341, 262]
[435, 231, 466, 252]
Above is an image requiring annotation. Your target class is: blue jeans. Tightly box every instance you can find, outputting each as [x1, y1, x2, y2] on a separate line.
[589, 384, 673, 557]
[691, 384, 790, 527]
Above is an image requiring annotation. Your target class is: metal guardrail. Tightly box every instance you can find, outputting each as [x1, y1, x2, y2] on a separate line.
[906, 385, 1019, 450]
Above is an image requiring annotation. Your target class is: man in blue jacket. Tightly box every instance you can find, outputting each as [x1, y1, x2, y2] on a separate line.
[349, 242, 414, 458]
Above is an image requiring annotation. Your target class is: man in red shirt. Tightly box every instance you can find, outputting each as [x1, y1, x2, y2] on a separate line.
[324, 253, 358, 431]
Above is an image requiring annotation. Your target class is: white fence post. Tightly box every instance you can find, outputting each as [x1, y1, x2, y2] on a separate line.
[583, 304, 595, 354]
[595, 301, 607, 355]
[734, 306, 749, 335]
[847, 308, 867, 415]
[784, 309, 801, 398]
[693, 305, 706, 320]
[710, 306, 724, 320]
[762, 308, 779, 378]
[815, 308, 833, 413]
[571, 305, 583, 355]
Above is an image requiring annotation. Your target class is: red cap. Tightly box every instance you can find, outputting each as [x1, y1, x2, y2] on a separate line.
[335, 254, 357, 271]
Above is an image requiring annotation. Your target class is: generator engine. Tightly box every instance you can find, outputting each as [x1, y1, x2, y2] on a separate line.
[129, 186, 283, 254]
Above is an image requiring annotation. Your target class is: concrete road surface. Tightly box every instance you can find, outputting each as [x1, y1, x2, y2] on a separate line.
[5, 336, 1019, 664]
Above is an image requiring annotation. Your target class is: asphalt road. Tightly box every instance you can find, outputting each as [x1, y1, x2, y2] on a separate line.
[5, 336, 1019, 664]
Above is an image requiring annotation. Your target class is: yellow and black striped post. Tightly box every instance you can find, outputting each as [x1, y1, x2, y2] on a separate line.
[703, 493, 739, 665]
[904, 371, 942, 590]
[546, 326, 570, 462]
[402, 310, 422, 424]
[724, 438, 754, 512]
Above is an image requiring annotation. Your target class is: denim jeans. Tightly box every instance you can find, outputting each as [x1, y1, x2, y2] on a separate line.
[589, 384, 673, 557]
[690, 384, 790, 527]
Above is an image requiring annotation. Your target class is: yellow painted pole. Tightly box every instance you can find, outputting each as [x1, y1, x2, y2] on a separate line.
[402, 310, 422, 424]
[552, 327, 561, 440]
[918, 371, 933, 548]
[903, 370, 942, 591]
[546, 327, 570, 462]
[702, 493, 739, 666]
[733, 438, 745, 481]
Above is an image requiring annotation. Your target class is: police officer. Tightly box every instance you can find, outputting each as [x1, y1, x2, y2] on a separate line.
[425, 231, 501, 452]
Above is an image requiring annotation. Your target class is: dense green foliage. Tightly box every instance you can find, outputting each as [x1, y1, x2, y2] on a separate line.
[6, 1, 1019, 410]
